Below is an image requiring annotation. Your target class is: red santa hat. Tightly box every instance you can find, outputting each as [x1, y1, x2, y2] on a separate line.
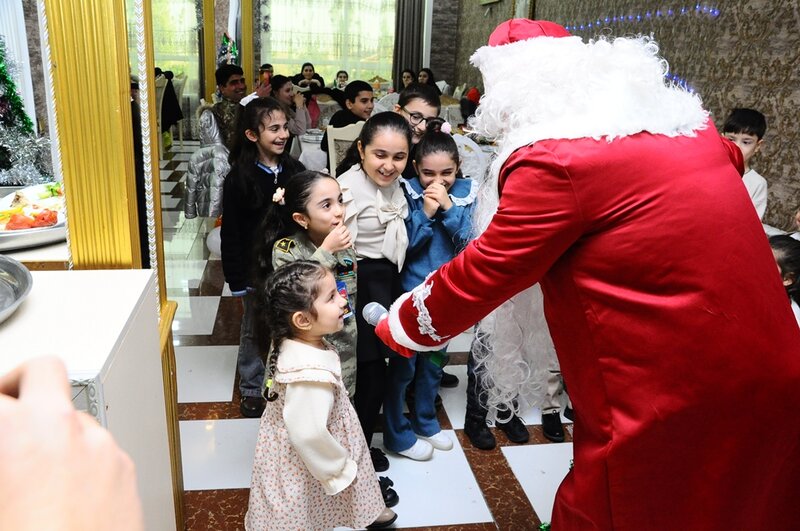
[488, 19, 571, 46]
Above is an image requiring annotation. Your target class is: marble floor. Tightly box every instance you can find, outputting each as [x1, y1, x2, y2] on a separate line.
[161, 141, 574, 530]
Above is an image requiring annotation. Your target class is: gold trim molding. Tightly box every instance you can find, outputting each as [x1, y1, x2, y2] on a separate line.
[41, 0, 142, 269]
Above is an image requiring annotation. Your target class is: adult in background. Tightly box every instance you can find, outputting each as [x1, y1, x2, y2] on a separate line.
[417, 68, 441, 95]
[377, 19, 800, 529]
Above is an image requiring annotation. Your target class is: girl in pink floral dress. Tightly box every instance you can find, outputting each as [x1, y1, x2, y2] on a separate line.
[246, 261, 397, 530]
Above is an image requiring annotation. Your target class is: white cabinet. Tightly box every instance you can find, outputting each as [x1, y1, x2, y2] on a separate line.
[0, 269, 176, 531]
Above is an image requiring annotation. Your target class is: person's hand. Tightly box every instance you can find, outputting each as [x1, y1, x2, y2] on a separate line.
[422, 194, 439, 219]
[320, 223, 352, 253]
[0, 357, 144, 530]
[298, 79, 309, 87]
[425, 182, 452, 211]
[310, 79, 321, 87]
[293, 92, 306, 109]
[256, 82, 271, 98]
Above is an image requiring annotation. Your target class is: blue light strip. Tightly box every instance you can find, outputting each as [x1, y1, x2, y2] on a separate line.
[563, 4, 721, 33]
[562, 4, 720, 94]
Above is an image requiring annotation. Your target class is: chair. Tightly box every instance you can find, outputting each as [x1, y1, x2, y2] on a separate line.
[452, 83, 467, 100]
[326, 121, 364, 178]
[435, 80, 451, 96]
[453, 133, 489, 181]
[154, 74, 167, 159]
[171, 73, 188, 149]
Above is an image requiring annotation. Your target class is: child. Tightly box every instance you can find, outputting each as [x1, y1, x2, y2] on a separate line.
[769, 235, 800, 327]
[337, 112, 413, 472]
[393, 84, 461, 387]
[321, 80, 375, 154]
[221, 97, 305, 418]
[394, 83, 442, 149]
[245, 261, 397, 530]
[722, 108, 768, 220]
[253, 170, 358, 397]
[383, 118, 477, 459]
[333, 70, 349, 89]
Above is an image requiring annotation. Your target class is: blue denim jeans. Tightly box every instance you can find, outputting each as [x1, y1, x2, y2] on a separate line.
[237, 293, 265, 397]
[383, 352, 443, 452]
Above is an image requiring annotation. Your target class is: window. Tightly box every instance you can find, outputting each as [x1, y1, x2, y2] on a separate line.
[259, 0, 396, 84]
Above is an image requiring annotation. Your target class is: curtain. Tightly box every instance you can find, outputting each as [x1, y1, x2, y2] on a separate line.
[392, 0, 424, 92]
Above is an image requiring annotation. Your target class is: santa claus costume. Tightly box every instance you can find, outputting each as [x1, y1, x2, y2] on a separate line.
[378, 20, 800, 530]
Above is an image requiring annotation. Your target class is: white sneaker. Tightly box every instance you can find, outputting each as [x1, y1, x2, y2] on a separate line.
[420, 431, 453, 451]
[397, 439, 434, 461]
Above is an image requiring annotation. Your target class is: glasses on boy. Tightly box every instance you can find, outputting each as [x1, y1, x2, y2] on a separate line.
[401, 107, 438, 127]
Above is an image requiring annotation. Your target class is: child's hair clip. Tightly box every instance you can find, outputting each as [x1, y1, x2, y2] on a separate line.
[272, 187, 286, 205]
[441, 122, 452, 135]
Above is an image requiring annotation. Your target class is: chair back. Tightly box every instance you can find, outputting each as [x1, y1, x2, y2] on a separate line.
[435, 80, 451, 96]
[327, 121, 364, 178]
[154, 75, 168, 126]
[172, 73, 188, 104]
[452, 83, 467, 100]
[453, 133, 488, 182]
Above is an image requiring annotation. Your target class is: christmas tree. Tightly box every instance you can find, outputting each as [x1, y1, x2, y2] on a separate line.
[0, 36, 52, 186]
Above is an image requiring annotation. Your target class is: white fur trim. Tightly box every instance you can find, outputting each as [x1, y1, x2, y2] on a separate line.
[388, 291, 448, 352]
[468, 35, 709, 236]
[412, 279, 445, 341]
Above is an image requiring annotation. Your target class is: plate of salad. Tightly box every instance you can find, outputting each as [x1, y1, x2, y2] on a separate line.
[0, 182, 67, 251]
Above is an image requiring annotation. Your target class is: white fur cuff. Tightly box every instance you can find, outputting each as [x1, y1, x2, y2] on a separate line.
[388, 291, 448, 352]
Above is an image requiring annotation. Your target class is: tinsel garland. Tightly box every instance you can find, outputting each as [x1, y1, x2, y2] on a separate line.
[0, 126, 52, 186]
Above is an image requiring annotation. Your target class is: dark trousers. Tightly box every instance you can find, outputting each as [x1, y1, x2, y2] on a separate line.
[354, 258, 401, 445]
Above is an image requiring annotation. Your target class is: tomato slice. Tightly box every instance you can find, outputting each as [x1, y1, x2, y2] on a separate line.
[6, 213, 35, 230]
[32, 209, 58, 228]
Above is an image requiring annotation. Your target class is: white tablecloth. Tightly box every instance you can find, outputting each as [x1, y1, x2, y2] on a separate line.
[296, 134, 328, 171]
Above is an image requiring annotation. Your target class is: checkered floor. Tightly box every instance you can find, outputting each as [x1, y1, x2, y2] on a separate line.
[161, 141, 573, 530]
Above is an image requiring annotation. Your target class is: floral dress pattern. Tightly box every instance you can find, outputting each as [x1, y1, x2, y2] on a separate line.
[246, 343, 384, 530]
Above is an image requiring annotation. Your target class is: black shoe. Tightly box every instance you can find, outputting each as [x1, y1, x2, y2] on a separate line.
[541, 411, 565, 442]
[371, 447, 389, 472]
[240, 396, 266, 418]
[464, 419, 496, 450]
[378, 476, 399, 508]
[440, 370, 459, 388]
[564, 405, 575, 421]
[496, 415, 529, 444]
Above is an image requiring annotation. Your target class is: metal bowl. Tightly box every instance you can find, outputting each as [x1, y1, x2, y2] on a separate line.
[0, 255, 33, 325]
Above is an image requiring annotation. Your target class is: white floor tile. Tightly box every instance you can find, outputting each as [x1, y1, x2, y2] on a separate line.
[176, 346, 238, 403]
[162, 210, 185, 231]
[222, 282, 231, 296]
[502, 442, 573, 524]
[160, 160, 169, 168]
[177, 162, 189, 171]
[165, 259, 208, 294]
[448, 330, 473, 352]
[371, 431, 492, 528]
[180, 418, 260, 490]
[172, 152, 193, 161]
[440, 365, 469, 429]
[161, 196, 181, 209]
[440, 365, 573, 429]
[160, 181, 178, 193]
[172, 296, 220, 335]
[160, 169, 174, 180]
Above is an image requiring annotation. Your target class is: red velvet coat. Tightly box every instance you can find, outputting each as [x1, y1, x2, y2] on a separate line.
[387, 123, 800, 529]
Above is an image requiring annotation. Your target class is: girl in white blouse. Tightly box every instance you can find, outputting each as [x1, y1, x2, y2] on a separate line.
[336, 112, 413, 472]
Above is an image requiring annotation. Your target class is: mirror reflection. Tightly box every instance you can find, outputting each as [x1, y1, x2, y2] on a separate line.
[0, 0, 66, 255]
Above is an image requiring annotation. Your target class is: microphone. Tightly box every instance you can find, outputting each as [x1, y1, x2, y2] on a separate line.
[362, 302, 388, 326]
